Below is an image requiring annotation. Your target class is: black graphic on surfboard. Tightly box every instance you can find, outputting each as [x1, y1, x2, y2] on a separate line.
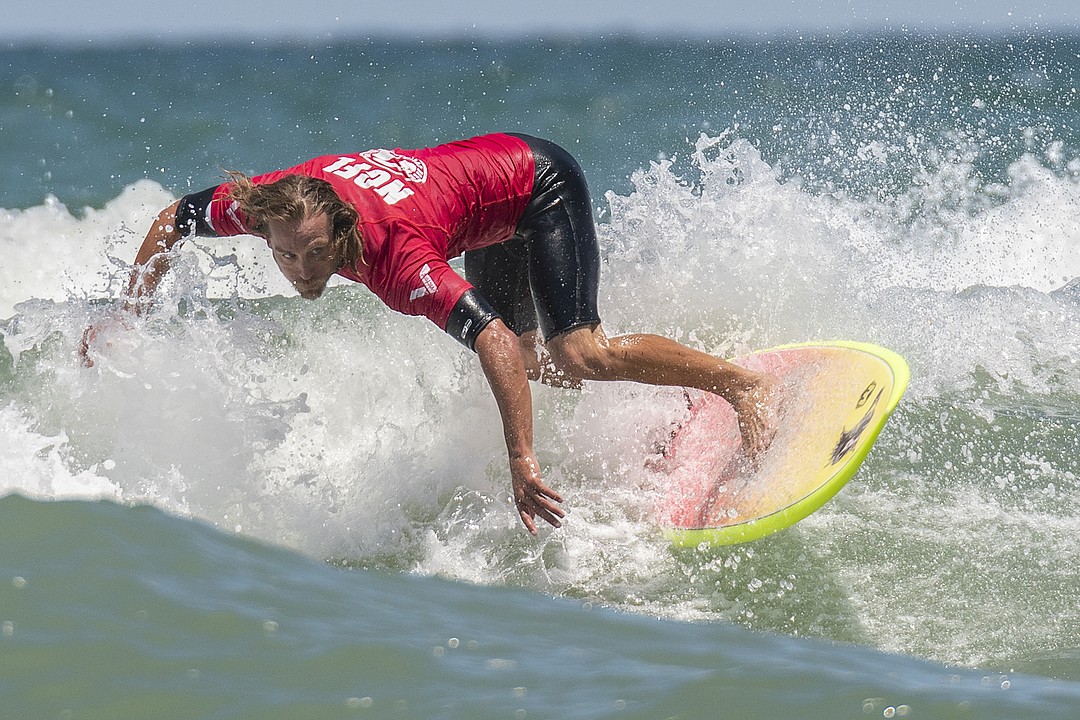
[830, 386, 884, 465]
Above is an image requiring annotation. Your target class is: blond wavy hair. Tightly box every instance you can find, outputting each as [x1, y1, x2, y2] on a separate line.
[226, 172, 363, 270]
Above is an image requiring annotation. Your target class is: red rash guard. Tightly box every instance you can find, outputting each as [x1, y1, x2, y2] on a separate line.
[201, 133, 534, 330]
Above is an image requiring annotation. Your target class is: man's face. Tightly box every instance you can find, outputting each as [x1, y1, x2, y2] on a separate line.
[266, 212, 339, 300]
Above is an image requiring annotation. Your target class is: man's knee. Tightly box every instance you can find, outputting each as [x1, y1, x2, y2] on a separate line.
[516, 332, 543, 382]
[547, 329, 612, 380]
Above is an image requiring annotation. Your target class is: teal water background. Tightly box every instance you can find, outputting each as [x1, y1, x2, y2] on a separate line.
[2, 34, 1080, 717]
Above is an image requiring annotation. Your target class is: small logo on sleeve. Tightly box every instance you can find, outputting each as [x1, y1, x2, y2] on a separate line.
[222, 199, 244, 233]
[409, 264, 439, 302]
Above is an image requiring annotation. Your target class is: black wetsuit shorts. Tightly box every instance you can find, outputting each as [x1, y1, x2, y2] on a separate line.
[462, 134, 602, 341]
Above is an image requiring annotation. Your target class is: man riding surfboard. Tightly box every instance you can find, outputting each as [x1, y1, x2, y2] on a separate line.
[82, 133, 777, 533]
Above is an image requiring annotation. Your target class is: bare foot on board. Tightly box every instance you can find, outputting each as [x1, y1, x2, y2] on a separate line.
[729, 373, 782, 467]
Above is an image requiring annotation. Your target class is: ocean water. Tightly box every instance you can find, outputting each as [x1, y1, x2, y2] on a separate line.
[2, 33, 1080, 718]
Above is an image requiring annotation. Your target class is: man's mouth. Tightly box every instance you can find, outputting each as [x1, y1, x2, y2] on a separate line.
[295, 281, 325, 299]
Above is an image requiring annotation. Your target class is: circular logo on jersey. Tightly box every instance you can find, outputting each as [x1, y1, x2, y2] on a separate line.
[362, 149, 428, 184]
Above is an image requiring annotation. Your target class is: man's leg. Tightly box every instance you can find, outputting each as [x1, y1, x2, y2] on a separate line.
[505, 136, 777, 457]
[517, 330, 582, 389]
[543, 324, 779, 459]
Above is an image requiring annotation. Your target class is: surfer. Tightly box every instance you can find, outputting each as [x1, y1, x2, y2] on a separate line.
[81, 133, 778, 534]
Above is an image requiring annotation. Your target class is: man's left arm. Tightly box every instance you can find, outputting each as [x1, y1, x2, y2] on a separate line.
[473, 319, 565, 534]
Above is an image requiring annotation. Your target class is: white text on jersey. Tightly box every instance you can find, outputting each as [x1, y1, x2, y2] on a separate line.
[322, 156, 415, 205]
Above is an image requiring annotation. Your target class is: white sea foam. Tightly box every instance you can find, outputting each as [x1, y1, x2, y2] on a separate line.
[0, 179, 301, 321]
[2, 134, 1079, 668]
[0, 403, 118, 500]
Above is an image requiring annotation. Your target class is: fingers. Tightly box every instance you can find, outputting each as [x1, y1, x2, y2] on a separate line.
[516, 484, 565, 534]
[511, 461, 565, 534]
[516, 492, 565, 534]
[78, 325, 96, 368]
[78, 313, 135, 369]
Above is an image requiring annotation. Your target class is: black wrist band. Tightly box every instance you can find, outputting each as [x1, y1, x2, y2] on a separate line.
[175, 187, 217, 237]
[446, 289, 501, 351]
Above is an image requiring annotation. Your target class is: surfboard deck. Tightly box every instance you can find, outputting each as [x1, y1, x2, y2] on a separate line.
[656, 341, 909, 547]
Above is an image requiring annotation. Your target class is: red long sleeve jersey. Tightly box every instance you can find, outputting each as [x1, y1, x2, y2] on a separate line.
[203, 133, 535, 329]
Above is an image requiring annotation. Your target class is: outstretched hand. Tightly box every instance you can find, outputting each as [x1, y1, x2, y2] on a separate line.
[509, 453, 564, 535]
[78, 323, 101, 368]
[78, 313, 132, 368]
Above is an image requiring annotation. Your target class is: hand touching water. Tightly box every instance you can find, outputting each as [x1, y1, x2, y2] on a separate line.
[510, 452, 564, 535]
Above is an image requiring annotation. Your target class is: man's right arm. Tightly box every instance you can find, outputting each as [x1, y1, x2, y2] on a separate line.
[124, 186, 222, 312]
[122, 199, 184, 313]
[79, 199, 182, 366]
[79, 190, 213, 365]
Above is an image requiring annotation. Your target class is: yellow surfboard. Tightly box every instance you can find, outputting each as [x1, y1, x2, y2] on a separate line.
[657, 341, 909, 547]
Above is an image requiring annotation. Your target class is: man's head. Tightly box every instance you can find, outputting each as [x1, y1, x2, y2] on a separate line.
[228, 173, 362, 299]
